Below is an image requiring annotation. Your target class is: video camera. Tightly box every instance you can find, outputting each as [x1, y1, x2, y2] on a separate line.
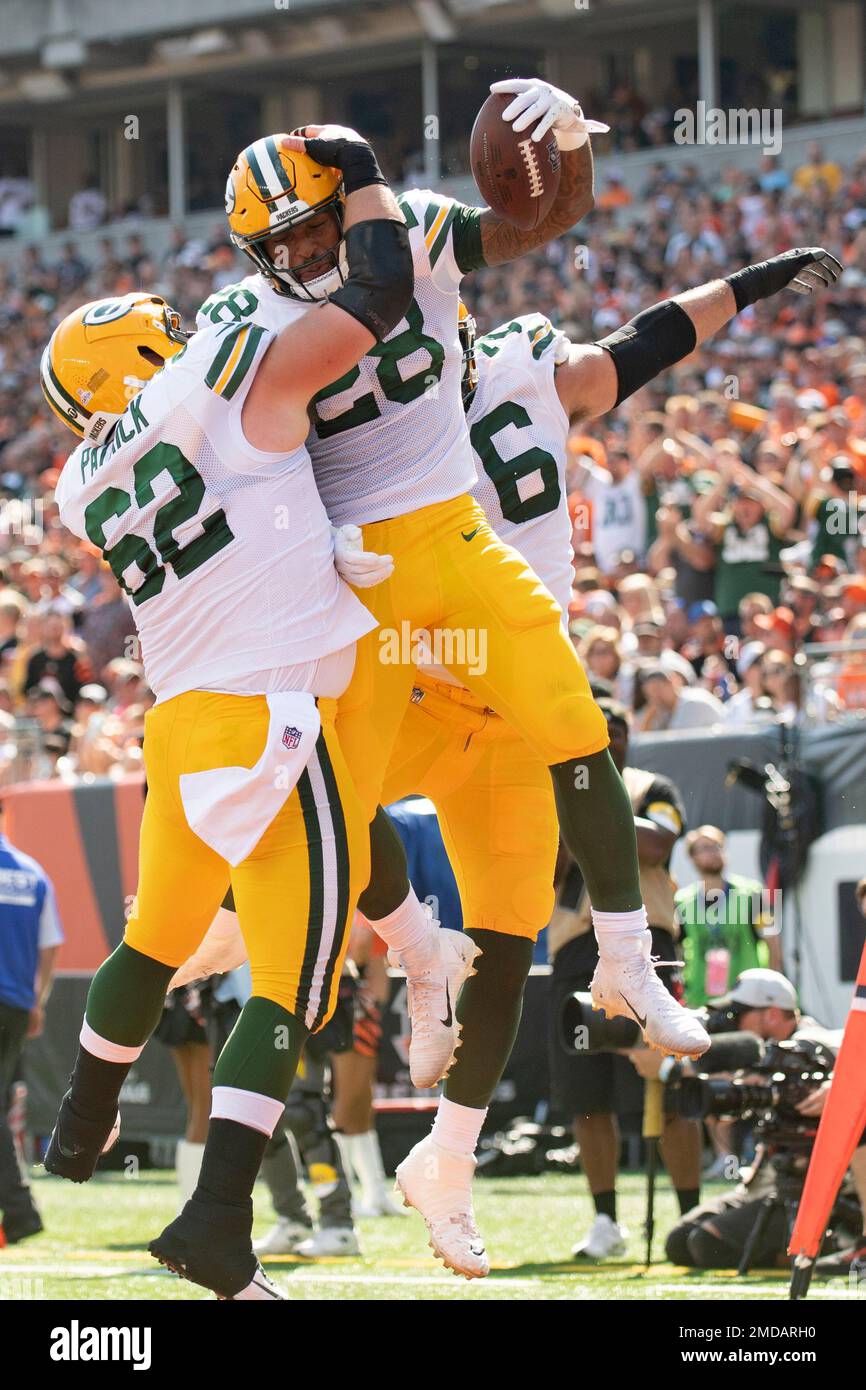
[668, 1036, 835, 1150]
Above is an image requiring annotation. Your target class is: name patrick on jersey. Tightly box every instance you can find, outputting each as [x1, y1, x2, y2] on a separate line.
[77, 398, 150, 484]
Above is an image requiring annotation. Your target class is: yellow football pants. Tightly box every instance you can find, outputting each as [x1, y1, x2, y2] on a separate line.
[336, 493, 609, 821]
[381, 675, 559, 940]
[124, 693, 369, 1031]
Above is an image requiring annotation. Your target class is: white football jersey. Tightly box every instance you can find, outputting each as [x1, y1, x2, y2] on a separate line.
[55, 322, 375, 702]
[468, 314, 573, 615]
[198, 190, 477, 525]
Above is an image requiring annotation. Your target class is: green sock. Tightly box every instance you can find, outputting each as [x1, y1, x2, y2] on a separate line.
[550, 750, 641, 911]
[444, 930, 534, 1110]
[357, 805, 411, 921]
[85, 942, 176, 1047]
[213, 996, 307, 1102]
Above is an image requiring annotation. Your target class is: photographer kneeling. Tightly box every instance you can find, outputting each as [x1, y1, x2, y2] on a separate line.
[629, 968, 851, 1270]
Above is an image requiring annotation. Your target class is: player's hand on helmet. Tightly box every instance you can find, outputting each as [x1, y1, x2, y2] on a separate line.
[490, 79, 609, 149]
[281, 126, 386, 194]
[773, 247, 843, 295]
[331, 523, 394, 589]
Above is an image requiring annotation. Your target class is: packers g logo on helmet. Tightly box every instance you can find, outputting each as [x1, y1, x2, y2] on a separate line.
[40, 293, 188, 440]
[225, 133, 347, 301]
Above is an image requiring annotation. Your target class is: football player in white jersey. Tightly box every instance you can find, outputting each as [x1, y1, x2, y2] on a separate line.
[186, 243, 841, 1277]
[212, 90, 711, 1095]
[39, 129, 413, 1300]
[379, 247, 841, 1275]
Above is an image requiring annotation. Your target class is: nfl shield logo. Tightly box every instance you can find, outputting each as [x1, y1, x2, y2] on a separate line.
[282, 726, 302, 751]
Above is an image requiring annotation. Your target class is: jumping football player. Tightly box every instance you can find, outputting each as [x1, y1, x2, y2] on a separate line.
[212, 86, 717, 1106]
[379, 245, 841, 1275]
[38, 129, 412, 1300]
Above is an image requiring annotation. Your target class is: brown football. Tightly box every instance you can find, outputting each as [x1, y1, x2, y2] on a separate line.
[469, 91, 561, 230]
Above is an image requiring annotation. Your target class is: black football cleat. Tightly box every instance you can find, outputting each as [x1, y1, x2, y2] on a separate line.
[43, 1090, 120, 1183]
[2, 1207, 44, 1245]
[149, 1197, 286, 1300]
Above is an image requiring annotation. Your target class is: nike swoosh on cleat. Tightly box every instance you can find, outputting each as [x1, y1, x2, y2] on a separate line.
[439, 981, 453, 1028]
[618, 992, 647, 1029]
[461, 528, 479, 542]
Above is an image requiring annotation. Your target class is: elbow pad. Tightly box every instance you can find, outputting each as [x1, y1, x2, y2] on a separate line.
[596, 299, 697, 406]
[329, 219, 414, 342]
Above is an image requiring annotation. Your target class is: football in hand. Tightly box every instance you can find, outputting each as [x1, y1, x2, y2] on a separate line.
[469, 92, 562, 230]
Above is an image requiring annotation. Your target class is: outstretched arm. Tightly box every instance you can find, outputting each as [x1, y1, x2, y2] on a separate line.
[555, 248, 842, 424]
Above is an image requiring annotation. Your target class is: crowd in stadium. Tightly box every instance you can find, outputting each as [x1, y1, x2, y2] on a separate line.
[0, 138, 864, 782]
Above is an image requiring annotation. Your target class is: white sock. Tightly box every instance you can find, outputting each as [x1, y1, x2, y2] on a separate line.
[80, 1020, 144, 1064]
[364, 889, 438, 974]
[210, 1086, 284, 1137]
[175, 1139, 205, 1210]
[343, 1130, 389, 1203]
[431, 1096, 486, 1158]
[592, 907, 649, 955]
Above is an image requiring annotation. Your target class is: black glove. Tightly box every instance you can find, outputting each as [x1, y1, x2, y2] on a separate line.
[726, 247, 843, 312]
[297, 128, 386, 197]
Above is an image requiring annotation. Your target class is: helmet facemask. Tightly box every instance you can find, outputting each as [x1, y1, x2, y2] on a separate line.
[458, 304, 479, 408]
[238, 199, 348, 302]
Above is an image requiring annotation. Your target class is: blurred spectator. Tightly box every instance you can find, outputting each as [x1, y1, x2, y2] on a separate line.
[635, 665, 724, 731]
[23, 610, 89, 706]
[677, 825, 778, 1008]
[68, 176, 106, 232]
[793, 142, 843, 198]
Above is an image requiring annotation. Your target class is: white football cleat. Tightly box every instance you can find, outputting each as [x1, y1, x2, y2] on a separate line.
[253, 1218, 312, 1256]
[395, 1135, 489, 1280]
[572, 1213, 628, 1260]
[591, 934, 710, 1059]
[390, 930, 482, 1088]
[295, 1226, 360, 1258]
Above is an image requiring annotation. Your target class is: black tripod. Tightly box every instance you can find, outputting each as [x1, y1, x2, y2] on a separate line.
[738, 1149, 806, 1275]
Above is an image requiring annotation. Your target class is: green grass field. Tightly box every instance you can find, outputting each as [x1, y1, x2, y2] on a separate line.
[0, 1169, 856, 1301]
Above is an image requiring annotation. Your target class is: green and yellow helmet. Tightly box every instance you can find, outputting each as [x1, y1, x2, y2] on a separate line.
[40, 293, 188, 440]
[225, 132, 346, 301]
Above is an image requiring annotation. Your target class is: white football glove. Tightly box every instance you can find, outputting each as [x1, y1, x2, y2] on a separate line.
[168, 906, 247, 992]
[331, 523, 394, 589]
[490, 79, 609, 150]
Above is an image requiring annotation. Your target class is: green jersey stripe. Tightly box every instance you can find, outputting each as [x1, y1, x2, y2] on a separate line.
[220, 325, 266, 400]
[428, 205, 457, 269]
[423, 198, 448, 234]
[396, 194, 419, 230]
[204, 327, 242, 390]
[531, 327, 556, 359]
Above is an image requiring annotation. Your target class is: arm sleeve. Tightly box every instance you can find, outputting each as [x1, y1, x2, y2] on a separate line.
[451, 204, 486, 276]
[38, 879, 64, 949]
